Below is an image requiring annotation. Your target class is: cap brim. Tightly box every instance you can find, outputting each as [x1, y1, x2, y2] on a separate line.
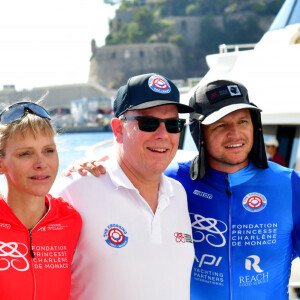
[128, 100, 194, 113]
[265, 139, 279, 147]
[202, 103, 261, 125]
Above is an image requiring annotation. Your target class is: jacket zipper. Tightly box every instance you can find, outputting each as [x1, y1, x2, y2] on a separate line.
[29, 231, 35, 258]
[225, 174, 233, 300]
[29, 230, 37, 300]
[28, 203, 50, 300]
[29, 204, 49, 256]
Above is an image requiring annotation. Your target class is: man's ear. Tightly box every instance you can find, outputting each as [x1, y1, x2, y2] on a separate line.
[111, 118, 124, 144]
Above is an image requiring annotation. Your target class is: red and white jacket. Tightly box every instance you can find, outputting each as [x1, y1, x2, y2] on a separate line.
[0, 194, 82, 300]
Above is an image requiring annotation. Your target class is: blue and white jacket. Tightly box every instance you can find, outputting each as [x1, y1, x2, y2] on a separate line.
[165, 161, 300, 300]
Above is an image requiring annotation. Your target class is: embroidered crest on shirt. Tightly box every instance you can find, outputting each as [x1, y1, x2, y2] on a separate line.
[104, 224, 128, 248]
[242, 192, 267, 212]
[174, 232, 193, 243]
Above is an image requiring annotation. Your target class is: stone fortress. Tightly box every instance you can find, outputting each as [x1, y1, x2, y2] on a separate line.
[89, 42, 185, 89]
[88, 5, 203, 88]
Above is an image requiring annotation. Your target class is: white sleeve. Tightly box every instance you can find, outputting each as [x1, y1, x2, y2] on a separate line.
[50, 175, 77, 207]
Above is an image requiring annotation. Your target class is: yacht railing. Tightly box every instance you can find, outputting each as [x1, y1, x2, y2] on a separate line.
[219, 43, 257, 53]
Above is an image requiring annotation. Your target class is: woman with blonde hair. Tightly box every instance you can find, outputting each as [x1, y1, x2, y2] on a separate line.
[0, 101, 82, 299]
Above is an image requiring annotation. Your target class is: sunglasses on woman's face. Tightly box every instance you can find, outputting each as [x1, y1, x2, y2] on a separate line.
[0, 102, 51, 125]
[120, 116, 186, 133]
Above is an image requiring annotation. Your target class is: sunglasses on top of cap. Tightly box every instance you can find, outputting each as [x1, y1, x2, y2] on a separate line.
[119, 116, 186, 133]
[0, 102, 51, 125]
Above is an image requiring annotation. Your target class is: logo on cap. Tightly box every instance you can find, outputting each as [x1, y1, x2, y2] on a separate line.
[227, 85, 241, 96]
[148, 75, 171, 94]
[242, 192, 267, 212]
[207, 84, 242, 104]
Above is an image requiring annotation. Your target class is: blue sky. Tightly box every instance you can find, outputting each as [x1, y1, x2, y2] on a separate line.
[0, 0, 117, 90]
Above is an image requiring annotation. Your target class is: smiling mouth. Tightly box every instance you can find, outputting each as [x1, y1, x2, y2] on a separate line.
[147, 147, 167, 153]
[225, 143, 244, 148]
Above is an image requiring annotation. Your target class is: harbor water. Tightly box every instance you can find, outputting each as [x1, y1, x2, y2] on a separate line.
[55, 132, 114, 175]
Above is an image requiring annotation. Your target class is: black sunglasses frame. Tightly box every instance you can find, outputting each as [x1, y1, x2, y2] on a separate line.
[120, 116, 186, 133]
[0, 102, 51, 125]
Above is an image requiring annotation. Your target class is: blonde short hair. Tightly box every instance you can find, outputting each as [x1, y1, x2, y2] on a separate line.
[0, 105, 56, 157]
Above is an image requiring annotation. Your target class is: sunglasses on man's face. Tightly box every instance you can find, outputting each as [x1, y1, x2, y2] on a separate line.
[0, 102, 51, 125]
[120, 116, 186, 133]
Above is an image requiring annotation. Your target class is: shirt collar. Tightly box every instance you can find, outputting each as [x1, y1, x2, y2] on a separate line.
[106, 158, 136, 190]
[107, 158, 173, 206]
[158, 173, 173, 207]
[206, 161, 258, 187]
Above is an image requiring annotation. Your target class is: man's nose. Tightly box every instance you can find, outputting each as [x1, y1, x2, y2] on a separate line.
[154, 121, 169, 138]
[227, 124, 240, 138]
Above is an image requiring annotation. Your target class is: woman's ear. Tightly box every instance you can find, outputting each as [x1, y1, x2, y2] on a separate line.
[0, 157, 6, 175]
[111, 118, 124, 144]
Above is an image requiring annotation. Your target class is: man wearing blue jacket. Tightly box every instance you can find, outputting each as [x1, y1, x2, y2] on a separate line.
[165, 79, 300, 300]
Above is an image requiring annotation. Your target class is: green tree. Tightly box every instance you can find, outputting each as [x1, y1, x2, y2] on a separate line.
[106, 5, 173, 45]
[127, 23, 144, 43]
[196, 0, 231, 15]
[224, 16, 264, 44]
[198, 14, 226, 53]
[132, 6, 158, 39]
[185, 4, 201, 16]
[268, 0, 285, 14]
[168, 34, 183, 47]
[106, 23, 130, 44]
[251, 1, 267, 14]
[156, 0, 195, 16]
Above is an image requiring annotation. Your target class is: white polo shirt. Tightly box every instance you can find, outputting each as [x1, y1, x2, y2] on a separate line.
[54, 158, 194, 300]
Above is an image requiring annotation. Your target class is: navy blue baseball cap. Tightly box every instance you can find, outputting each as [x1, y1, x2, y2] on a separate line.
[113, 73, 194, 117]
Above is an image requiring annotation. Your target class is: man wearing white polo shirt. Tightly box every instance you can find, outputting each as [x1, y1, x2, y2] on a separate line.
[54, 73, 195, 300]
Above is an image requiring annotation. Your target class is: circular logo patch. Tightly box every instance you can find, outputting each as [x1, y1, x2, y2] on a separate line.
[148, 75, 171, 94]
[104, 224, 128, 248]
[242, 192, 267, 212]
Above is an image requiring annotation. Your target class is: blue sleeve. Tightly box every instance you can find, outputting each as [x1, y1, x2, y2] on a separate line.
[164, 161, 180, 179]
[292, 170, 300, 255]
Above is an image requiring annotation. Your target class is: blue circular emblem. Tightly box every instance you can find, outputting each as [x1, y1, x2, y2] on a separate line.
[242, 192, 267, 212]
[148, 75, 171, 94]
[104, 224, 128, 248]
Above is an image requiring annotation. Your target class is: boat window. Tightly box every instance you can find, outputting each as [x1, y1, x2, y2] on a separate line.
[269, 0, 296, 31]
[181, 126, 198, 152]
[288, 0, 300, 25]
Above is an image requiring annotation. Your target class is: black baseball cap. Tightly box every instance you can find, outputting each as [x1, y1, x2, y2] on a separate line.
[190, 79, 261, 125]
[113, 73, 194, 117]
